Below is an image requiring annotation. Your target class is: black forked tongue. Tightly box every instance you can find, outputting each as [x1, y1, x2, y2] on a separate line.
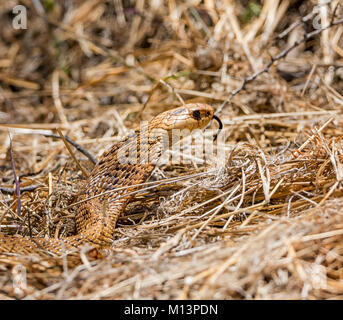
[212, 114, 223, 141]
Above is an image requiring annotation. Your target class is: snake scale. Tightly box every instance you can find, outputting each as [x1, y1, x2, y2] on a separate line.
[0, 104, 220, 258]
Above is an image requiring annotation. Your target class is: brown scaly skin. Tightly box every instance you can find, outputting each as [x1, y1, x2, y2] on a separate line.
[0, 104, 215, 258]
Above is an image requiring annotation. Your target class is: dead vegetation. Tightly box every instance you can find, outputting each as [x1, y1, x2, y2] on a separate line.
[1, 0, 343, 299]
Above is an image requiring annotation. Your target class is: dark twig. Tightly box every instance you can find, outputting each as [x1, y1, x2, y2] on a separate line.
[276, 11, 316, 40]
[43, 133, 97, 165]
[8, 133, 21, 216]
[27, 208, 32, 238]
[0, 185, 42, 194]
[56, 129, 90, 178]
[216, 16, 343, 115]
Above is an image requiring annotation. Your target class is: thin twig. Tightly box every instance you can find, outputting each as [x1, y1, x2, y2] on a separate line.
[8, 133, 21, 217]
[276, 11, 316, 40]
[0, 185, 42, 194]
[292, 117, 334, 157]
[56, 129, 90, 178]
[159, 79, 185, 105]
[43, 133, 97, 165]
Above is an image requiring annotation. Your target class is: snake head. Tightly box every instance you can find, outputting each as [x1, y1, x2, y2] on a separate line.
[150, 104, 222, 141]
[151, 103, 215, 132]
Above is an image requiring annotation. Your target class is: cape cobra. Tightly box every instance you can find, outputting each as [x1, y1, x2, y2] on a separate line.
[0, 104, 222, 258]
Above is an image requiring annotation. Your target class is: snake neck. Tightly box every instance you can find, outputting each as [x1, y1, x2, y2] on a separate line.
[74, 128, 168, 245]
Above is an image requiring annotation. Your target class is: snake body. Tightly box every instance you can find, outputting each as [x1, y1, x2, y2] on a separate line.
[0, 104, 216, 257]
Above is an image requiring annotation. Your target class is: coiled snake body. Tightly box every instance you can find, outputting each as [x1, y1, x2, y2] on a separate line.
[0, 104, 218, 258]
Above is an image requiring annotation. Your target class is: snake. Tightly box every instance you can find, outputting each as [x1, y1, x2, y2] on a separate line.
[0, 104, 222, 258]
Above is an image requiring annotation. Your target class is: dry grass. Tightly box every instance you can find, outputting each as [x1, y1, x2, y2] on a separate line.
[1, 0, 343, 299]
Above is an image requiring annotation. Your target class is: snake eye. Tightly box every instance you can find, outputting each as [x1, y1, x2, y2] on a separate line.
[192, 110, 201, 120]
